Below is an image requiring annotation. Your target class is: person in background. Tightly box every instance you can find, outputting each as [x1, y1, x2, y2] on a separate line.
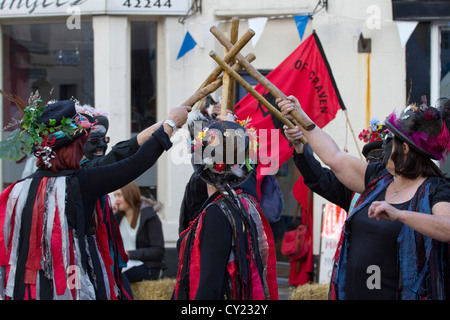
[114, 182, 166, 287]
[278, 95, 450, 300]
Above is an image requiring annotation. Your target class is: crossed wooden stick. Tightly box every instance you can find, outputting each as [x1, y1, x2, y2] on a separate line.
[181, 17, 315, 144]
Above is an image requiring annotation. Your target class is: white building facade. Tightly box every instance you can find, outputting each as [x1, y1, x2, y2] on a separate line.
[0, 0, 449, 275]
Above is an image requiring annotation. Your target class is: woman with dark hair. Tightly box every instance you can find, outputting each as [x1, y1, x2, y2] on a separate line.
[0, 96, 190, 300]
[114, 182, 165, 286]
[174, 119, 278, 300]
[278, 96, 450, 300]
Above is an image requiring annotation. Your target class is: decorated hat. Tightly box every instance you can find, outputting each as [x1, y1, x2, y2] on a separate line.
[75, 103, 109, 134]
[34, 100, 95, 150]
[358, 118, 389, 160]
[0, 92, 95, 165]
[384, 101, 450, 161]
[191, 118, 258, 188]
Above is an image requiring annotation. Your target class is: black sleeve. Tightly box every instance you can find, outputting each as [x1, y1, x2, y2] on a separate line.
[364, 162, 386, 186]
[83, 136, 140, 168]
[430, 177, 450, 208]
[195, 205, 231, 300]
[78, 125, 172, 200]
[293, 144, 354, 212]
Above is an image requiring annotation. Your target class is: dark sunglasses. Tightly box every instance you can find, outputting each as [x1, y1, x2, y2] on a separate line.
[88, 136, 110, 144]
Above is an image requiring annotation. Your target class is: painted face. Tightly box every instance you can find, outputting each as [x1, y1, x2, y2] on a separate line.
[113, 189, 130, 212]
[83, 125, 109, 160]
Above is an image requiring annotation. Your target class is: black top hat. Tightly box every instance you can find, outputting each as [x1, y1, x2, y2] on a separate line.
[384, 103, 450, 160]
[361, 140, 383, 159]
[35, 100, 95, 151]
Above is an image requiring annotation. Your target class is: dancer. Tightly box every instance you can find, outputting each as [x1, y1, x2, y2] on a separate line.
[0, 94, 190, 300]
[174, 119, 278, 300]
[278, 96, 450, 300]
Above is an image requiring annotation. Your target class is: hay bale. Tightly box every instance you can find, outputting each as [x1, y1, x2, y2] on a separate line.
[130, 278, 176, 300]
[289, 282, 329, 300]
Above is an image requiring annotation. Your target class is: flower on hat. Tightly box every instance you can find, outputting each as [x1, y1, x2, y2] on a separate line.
[358, 118, 389, 143]
[215, 163, 225, 173]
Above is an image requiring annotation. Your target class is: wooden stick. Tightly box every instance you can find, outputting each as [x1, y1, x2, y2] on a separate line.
[210, 26, 316, 131]
[221, 63, 231, 116]
[198, 28, 255, 91]
[209, 50, 308, 144]
[343, 109, 363, 160]
[221, 19, 239, 116]
[228, 17, 239, 112]
[184, 53, 256, 108]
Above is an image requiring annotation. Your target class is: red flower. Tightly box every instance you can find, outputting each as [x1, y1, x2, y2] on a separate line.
[215, 163, 225, 173]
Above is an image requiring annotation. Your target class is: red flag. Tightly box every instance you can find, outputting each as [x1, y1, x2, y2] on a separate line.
[235, 31, 346, 198]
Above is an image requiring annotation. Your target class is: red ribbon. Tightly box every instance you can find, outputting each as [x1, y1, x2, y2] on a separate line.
[25, 177, 48, 284]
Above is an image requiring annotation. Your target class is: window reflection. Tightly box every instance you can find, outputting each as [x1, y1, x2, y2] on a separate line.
[2, 22, 94, 131]
[131, 21, 157, 134]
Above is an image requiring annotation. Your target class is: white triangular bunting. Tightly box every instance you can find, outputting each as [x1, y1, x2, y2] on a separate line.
[248, 17, 268, 47]
[396, 21, 418, 47]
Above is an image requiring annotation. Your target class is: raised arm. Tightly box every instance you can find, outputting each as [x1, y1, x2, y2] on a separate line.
[79, 106, 191, 199]
[285, 126, 354, 211]
[277, 96, 367, 193]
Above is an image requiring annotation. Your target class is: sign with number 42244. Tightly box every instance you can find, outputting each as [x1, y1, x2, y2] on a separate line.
[109, 0, 190, 15]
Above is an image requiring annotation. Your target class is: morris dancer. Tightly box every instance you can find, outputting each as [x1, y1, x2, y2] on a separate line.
[0, 96, 190, 300]
[278, 96, 450, 300]
[174, 118, 278, 300]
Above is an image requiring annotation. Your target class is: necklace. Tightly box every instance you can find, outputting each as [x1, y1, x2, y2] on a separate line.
[391, 179, 414, 196]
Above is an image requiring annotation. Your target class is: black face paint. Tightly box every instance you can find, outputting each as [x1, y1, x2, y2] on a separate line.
[83, 126, 109, 160]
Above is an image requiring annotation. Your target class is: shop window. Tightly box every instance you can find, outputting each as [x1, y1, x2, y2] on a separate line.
[130, 21, 157, 134]
[130, 21, 158, 191]
[405, 22, 430, 104]
[2, 22, 94, 185]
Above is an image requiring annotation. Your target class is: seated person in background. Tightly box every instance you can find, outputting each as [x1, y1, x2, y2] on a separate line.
[114, 182, 166, 285]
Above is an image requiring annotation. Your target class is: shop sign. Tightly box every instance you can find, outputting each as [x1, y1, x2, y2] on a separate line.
[318, 203, 347, 284]
[108, 0, 190, 15]
[0, 0, 190, 18]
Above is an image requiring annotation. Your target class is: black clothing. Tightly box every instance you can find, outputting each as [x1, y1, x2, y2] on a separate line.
[115, 206, 166, 271]
[176, 189, 276, 300]
[344, 162, 450, 300]
[177, 197, 232, 299]
[345, 189, 405, 299]
[293, 145, 354, 212]
[179, 168, 258, 234]
[9, 126, 171, 300]
[76, 127, 170, 231]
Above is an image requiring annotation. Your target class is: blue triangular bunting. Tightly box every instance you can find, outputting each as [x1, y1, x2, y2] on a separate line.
[177, 31, 197, 60]
[294, 15, 310, 40]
